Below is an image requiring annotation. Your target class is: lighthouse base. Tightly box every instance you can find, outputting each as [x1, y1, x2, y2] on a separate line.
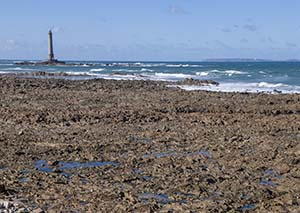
[15, 60, 66, 66]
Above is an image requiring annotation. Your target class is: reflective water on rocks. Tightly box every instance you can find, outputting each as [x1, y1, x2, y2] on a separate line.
[0, 167, 7, 171]
[138, 193, 170, 203]
[241, 204, 255, 211]
[35, 160, 119, 177]
[260, 179, 277, 187]
[19, 177, 30, 183]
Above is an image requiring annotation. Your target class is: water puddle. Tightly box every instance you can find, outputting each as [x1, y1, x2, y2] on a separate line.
[240, 204, 255, 211]
[289, 133, 300, 139]
[138, 193, 170, 203]
[259, 169, 281, 187]
[133, 169, 153, 181]
[259, 179, 277, 187]
[35, 160, 53, 173]
[263, 169, 282, 179]
[176, 191, 197, 197]
[35, 160, 119, 178]
[79, 200, 89, 206]
[133, 169, 142, 174]
[19, 177, 30, 183]
[20, 169, 30, 174]
[142, 176, 152, 181]
[58, 161, 119, 170]
[0, 167, 7, 171]
[241, 194, 251, 200]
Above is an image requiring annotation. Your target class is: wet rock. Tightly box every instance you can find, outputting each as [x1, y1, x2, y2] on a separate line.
[179, 78, 219, 86]
[0, 185, 17, 196]
[0, 76, 299, 212]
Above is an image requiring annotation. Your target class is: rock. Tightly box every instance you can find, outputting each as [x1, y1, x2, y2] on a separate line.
[0, 76, 299, 212]
[179, 78, 219, 86]
[32, 208, 44, 213]
[0, 200, 11, 209]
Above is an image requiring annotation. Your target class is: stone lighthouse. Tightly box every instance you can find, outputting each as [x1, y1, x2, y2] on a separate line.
[14, 31, 70, 65]
[48, 30, 55, 62]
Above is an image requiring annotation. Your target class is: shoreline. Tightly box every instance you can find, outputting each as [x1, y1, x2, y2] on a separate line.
[0, 75, 299, 211]
[0, 72, 299, 95]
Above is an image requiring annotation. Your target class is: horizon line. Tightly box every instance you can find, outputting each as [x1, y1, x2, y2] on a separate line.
[1, 58, 300, 62]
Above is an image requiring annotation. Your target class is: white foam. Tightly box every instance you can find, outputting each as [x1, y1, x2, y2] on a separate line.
[257, 82, 284, 88]
[189, 65, 204, 67]
[166, 64, 190, 68]
[143, 63, 166, 67]
[168, 82, 300, 94]
[196, 72, 209, 76]
[166, 64, 180, 67]
[154, 73, 193, 78]
[14, 67, 23, 70]
[65, 72, 98, 76]
[90, 68, 105, 72]
[0, 71, 11, 74]
[210, 69, 222, 73]
[165, 64, 203, 68]
[110, 62, 146, 67]
[2, 67, 36, 71]
[141, 68, 154, 72]
[74, 64, 91, 67]
[98, 73, 143, 81]
[224, 70, 246, 75]
[208, 69, 247, 75]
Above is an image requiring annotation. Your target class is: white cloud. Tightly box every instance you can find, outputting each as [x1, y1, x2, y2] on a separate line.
[220, 28, 231, 33]
[240, 38, 249, 43]
[286, 42, 297, 48]
[51, 26, 65, 33]
[168, 4, 188, 15]
[0, 39, 20, 50]
[243, 24, 259, 32]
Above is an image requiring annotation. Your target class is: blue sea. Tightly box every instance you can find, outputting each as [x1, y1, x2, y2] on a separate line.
[1, 60, 300, 94]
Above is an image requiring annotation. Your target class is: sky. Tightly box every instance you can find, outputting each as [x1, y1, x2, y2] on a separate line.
[1, 0, 300, 61]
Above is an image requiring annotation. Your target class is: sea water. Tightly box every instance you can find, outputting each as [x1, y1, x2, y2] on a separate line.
[0, 60, 300, 94]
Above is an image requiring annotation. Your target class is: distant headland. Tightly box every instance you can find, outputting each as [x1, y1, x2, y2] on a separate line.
[203, 58, 300, 62]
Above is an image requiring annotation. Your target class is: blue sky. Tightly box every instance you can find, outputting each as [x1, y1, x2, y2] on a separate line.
[1, 0, 300, 61]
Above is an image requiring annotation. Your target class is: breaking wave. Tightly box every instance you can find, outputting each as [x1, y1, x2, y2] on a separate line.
[90, 68, 105, 72]
[196, 69, 247, 76]
[170, 82, 300, 94]
[3, 67, 37, 71]
[196, 72, 209, 76]
[154, 73, 193, 78]
[166, 64, 203, 68]
[257, 82, 284, 88]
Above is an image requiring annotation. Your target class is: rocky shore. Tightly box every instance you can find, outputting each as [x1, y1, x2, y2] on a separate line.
[0, 75, 299, 212]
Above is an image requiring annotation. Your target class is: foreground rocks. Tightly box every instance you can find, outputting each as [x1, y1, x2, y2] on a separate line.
[0, 75, 299, 212]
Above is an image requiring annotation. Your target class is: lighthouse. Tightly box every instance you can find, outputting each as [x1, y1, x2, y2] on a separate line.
[48, 30, 55, 62]
[14, 31, 70, 65]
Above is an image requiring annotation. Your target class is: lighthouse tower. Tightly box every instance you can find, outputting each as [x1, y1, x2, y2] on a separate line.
[48, 30, 55, 62]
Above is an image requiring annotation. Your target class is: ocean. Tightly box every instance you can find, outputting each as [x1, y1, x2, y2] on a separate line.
[1, 60, 300, 94]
